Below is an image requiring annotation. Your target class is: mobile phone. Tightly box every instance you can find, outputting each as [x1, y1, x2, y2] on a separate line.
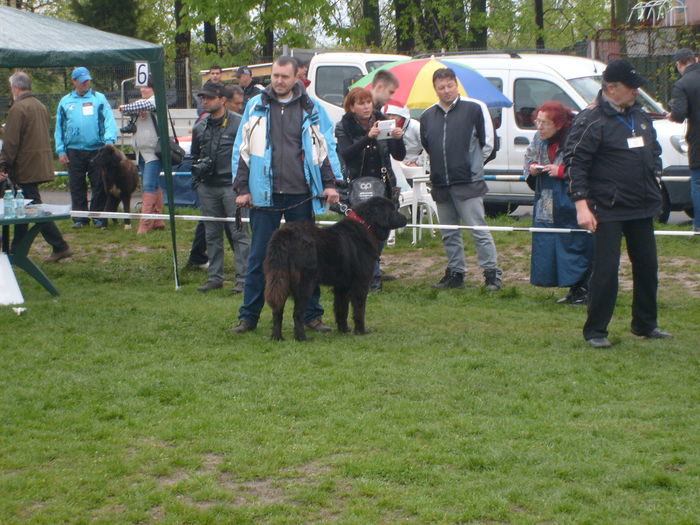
[532, 164, 545, 172]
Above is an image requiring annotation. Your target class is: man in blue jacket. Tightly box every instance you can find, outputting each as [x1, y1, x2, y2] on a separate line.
[231, 56, 341, 335]
[54, 67, 118, 228]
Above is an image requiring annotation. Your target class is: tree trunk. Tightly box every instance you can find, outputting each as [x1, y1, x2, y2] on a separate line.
[174, 0, 191, 107]
[174, 0, 190, 61]
[419, 0, 443, 51]
[534, 0, 545, 49]
[615, 0, 631, 26]
[363, 0, 382, 48]
[467, 0, 487, 49]
[262, 0, 274, 60]
[394, 0, 416, 54]
[203, 21, 218, 55]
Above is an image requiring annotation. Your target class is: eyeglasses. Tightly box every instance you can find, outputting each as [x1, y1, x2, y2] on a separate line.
[535, 119, 555, 127]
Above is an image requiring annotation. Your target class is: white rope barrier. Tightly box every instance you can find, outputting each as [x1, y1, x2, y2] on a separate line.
[69, 210, 699, 236]
[54, 171, 693, 182]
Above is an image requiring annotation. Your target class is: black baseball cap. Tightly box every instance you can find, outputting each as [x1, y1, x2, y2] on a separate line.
[198, 83, 225, 98]
[603, 59, 646, 88]
[235, 67, 252, 77]
[673, 48, 695, 63]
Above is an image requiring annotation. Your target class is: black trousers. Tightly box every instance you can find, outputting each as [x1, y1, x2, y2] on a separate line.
[67, 148, 105, 223]
[583, 217, 658, 340]
[187, 220, 238, 265]
[12, 183, 69, 254]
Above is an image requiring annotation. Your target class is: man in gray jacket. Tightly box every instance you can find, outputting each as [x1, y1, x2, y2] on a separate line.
[420, 68, 502, 290]
[191, 83, 249, 293]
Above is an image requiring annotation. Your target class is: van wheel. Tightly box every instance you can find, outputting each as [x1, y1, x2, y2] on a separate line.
[658, 189, 671, 224]
[485, 203, 513, 218]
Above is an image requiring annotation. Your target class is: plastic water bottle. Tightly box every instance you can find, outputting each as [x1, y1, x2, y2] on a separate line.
[3, 189, 14, 219]
[14, 189, 26, 218]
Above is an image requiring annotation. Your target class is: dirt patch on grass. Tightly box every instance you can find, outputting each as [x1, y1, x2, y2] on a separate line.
[381, 246, 532, 286]
[382, 246, 700, 296]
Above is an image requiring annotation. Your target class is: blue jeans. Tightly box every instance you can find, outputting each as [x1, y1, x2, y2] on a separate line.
[238, 194, 323, 327]
[691, 168, 700, 231]
[138, 155, 163, 194]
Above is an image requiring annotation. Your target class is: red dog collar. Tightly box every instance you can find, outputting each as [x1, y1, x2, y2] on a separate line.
[347, 209, 375, 237]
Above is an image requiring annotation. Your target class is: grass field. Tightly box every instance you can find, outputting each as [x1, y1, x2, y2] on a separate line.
[1, 211, 699, 524]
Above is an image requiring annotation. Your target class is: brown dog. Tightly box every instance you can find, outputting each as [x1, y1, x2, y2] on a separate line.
[264, 197, 408, 341]
[91, 144, 139, 229]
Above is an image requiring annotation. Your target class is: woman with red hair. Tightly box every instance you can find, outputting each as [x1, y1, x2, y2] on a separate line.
[335, 86, 405, 292]
[524, 101, 593, 305]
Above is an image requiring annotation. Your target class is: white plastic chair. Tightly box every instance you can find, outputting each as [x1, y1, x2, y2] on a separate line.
[391, 158, 439, 244]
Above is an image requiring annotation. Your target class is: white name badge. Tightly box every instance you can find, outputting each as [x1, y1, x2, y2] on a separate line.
[82, 103, 94, 116]
[627, 136, 644, 148]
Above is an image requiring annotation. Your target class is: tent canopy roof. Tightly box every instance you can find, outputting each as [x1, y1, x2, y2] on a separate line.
[0, 5, 163, 67]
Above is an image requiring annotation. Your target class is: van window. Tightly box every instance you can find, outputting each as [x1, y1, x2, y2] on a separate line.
[486, 77, 503, 129]
[570, 75, 666, 114]
[316, 65, 363, 107]
[365, 61, 397, 72]
[514, 78, 577, 129]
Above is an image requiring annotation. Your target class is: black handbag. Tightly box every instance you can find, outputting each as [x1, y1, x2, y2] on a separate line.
[349, 174, 389, 206]
[152, 112, 185, 166]
[345, 146, 391, 207]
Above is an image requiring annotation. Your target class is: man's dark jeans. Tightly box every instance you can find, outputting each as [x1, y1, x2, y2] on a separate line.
[238, 193, 323, 327]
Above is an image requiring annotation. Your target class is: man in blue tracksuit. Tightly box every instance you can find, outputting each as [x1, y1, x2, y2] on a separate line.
[54, 67, 118, 228]
[231, 56, 342, 335]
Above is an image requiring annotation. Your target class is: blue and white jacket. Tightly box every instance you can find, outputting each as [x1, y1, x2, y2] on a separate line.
[54, 88, 118, 155]
[232, 83, 342, 215]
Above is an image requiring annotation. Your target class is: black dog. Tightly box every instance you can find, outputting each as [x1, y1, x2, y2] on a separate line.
[91, 144, 139, 229]
[264, 197, 408, 341]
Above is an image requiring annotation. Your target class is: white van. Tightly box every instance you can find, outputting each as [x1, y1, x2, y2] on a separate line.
[418, 52, 692, 220]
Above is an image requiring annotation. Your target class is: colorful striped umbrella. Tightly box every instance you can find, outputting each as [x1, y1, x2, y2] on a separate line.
[351, 57, 512, 109]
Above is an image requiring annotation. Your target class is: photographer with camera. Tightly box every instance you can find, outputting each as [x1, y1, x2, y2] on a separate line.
[118, 75, 165, 233]
[192, 83, 249, 292]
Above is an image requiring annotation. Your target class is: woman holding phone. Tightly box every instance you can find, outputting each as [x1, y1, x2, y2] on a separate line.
[524, 101, 592, 305]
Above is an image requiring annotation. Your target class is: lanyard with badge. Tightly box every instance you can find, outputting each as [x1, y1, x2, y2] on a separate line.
[616, 114, 644, 149]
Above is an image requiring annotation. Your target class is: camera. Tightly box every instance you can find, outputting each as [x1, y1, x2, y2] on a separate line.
[120, 116, 137, 134]
[191, 157, 214, 181]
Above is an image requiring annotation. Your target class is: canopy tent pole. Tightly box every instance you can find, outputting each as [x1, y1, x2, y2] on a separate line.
[152, 62, 181, 289]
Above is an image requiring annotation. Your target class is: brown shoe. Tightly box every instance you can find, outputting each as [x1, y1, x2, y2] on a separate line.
[197, 281, 223, 292]
[45, 248, 73, 262]
[232, 320, 255, 334]
[305, 318, 332, 333]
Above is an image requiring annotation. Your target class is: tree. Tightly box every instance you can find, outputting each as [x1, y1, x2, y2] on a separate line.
[467, 0, 487, 49]
[394, 0, 417, 53]
[362, 0, 382, 47]
[70, 0, 141, 37]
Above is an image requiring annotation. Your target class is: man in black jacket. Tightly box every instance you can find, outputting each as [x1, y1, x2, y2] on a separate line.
[420, 68, 502, 291]
[192, 83, 249, 292]
[668, 48, 700, 232]
[566, 59, 672, 348]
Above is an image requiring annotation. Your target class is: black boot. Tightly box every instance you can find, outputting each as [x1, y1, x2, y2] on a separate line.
[433, 269, 465, 289]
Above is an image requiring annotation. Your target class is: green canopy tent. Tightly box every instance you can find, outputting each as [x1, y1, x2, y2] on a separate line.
[0, 4, 181, 287]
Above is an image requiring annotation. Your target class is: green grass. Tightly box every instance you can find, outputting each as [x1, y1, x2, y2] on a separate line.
[1, 212, 699, 523]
